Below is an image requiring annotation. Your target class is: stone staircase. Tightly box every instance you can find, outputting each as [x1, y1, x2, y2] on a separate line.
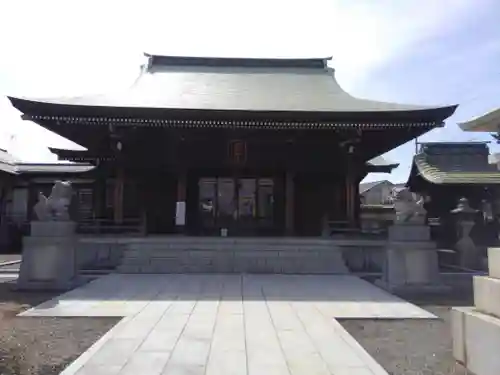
[452, 247, 500, 375]
[117, 237, 349, 274]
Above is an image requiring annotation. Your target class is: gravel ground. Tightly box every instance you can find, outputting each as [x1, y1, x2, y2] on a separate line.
[0, 281, 119, 375]
[340, 284, 474, 375]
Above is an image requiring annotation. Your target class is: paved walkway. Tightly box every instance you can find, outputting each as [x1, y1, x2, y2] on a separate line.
[21, 274, 436, 375]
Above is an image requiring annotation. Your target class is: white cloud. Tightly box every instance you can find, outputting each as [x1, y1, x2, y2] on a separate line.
[0, 0, 489, 162]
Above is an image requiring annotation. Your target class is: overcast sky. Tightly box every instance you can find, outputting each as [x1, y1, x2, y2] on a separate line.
[0, 0, 499, 182]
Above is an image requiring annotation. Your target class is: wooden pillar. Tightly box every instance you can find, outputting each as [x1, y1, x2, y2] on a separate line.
[177, 173, 186, 202]
[113, 166, 124, 224]
[345, 173, 355, 226]
[353, 179, 361, 228]
[93, 169, 106, 219]
[285, 171, 295, 235]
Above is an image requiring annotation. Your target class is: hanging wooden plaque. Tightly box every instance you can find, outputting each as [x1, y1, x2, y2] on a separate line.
[228, 140, 247, 164]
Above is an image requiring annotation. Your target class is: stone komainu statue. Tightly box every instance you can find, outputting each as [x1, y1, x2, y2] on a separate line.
[389, 186, 426, 224]
[33, 181, 73, 221]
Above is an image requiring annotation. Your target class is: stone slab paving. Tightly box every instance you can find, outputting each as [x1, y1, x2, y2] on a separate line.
[19, 274, 437, 375]
[0, 273, 18, 282]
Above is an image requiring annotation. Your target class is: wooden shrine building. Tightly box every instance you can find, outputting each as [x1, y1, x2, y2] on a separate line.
[9, 54, 457, 237]
[406, 142, 500, 250]
[407, 142, 500, 214]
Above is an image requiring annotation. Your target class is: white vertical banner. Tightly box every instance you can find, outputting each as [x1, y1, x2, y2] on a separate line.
[175, 201, 186, 226]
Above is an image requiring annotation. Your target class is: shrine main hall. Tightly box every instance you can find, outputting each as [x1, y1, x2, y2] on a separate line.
[9, 54, 457, 237]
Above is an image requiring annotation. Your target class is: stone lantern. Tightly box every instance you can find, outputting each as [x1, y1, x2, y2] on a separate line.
[451, 197, 479, 269]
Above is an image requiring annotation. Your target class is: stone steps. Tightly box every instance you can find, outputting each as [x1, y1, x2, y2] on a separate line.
[452, 247, 500, 375]
[117, 237, 349, 274]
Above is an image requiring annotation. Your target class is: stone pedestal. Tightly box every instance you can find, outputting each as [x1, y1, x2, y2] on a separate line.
[16, 221, 81, 291]
[376, 223, 449, 294]
[452, 248, 500, 375]
[456, 220, 481, 269]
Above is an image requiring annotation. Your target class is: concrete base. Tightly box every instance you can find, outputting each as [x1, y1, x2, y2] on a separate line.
[488, 247, 500, 279]
[13, 276, 86, 292]
[117, 237, 350, 274]
[451, 247, 500, 375]
[17, 221, 79, 291]
[388, 224, 431, 242]
[379, 224, 448, 293]
[474, 275, 500, 319]
[375, 279, 451, 295]
[30, 220, 76, 237]
[452, 307, 500, 375]
[379, 241, 447, 293]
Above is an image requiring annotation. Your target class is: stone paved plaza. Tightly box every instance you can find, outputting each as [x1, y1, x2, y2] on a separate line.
[20, 274, 437, 375]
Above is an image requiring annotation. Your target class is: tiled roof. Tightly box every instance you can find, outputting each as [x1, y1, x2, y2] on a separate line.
[9, 54, 457, 123]
[412, 142, 500, 184]
[459, 107, 500, 132]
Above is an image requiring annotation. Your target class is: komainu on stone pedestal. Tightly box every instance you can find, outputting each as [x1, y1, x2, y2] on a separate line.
[17, 180, 80, 291]
[389, 186, 426, 225]
[376, 187, 449, 294]
[33, 180, 73, 221]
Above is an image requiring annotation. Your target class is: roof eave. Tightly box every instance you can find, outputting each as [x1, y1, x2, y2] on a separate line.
[16, 162, 95, 174]
[459, 107, 500, 132]
[8, 96, 459, 124]
[413, 154, 500, 185]
[365, 164, 400, 174]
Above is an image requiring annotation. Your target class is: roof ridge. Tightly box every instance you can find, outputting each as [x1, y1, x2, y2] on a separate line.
[145, 54, 331, 70]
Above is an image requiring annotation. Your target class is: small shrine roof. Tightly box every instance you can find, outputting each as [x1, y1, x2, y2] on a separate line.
[410, 142, 500, 185]
[0, 147, 94, 175]
[16, 163, 95, 174]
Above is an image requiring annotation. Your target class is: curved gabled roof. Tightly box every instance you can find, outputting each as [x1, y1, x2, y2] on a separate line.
[410, 142, 500, 185]
[9, 54, 457, 123]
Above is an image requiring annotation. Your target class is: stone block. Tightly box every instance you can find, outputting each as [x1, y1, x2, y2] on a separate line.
[488, 248, 500, 279]
[118, 265, 139, 273]
[116, 238, 348, 275]
[451, 308, 465, 365]
[388, 224, 430, 242]
[213, 255, 233, 273]
[17, 221, 79, 291]
[30, 221, 76, 237]
[473, 276, 500, 318]
[452, 307, 500, 375]
[377, 238, 449, 294]
[265, 258, 283, 274]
